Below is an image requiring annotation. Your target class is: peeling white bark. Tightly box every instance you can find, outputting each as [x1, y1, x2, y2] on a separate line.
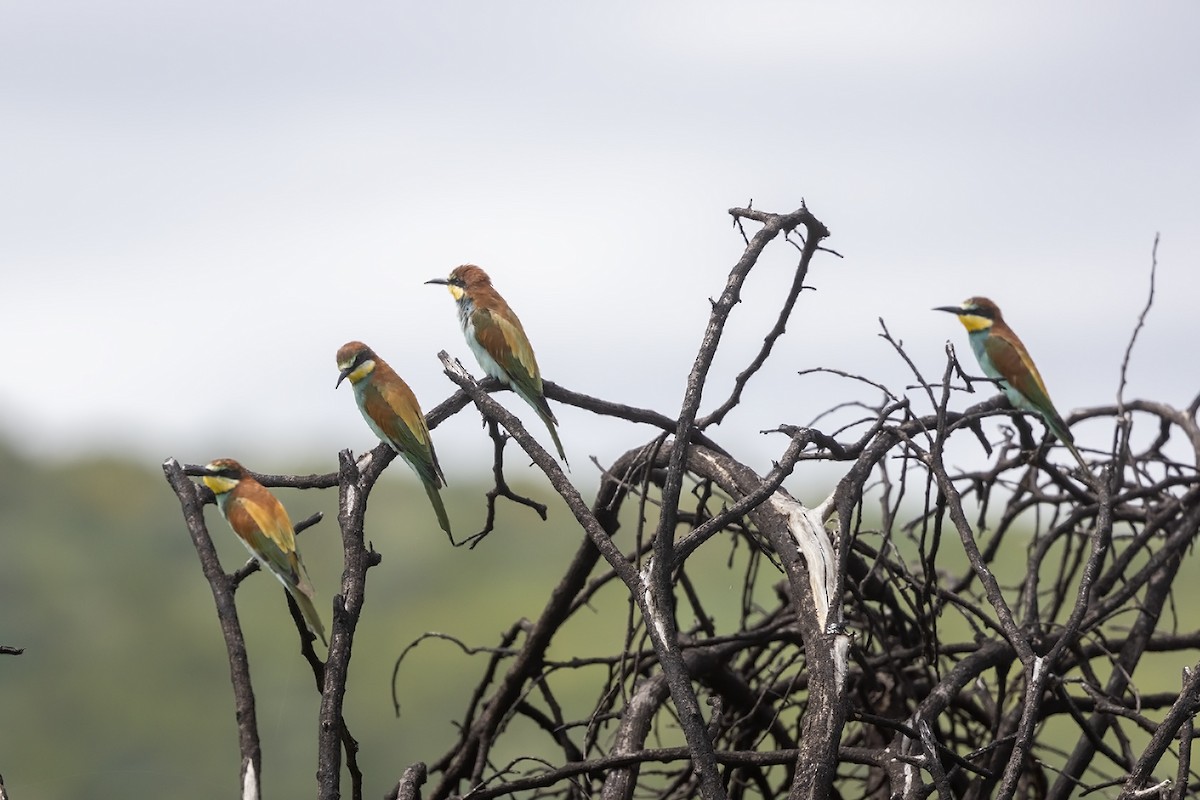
[769, 493, 837, 632]
[242, 759, 258, 800]
[639, 557, 669, 645]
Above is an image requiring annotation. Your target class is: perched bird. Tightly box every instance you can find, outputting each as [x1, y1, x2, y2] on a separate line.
[201, 458, 327, 645]
[427, 264, 568, 465]
[336, 341, 454, 542]
[935, 297, 1088, 471]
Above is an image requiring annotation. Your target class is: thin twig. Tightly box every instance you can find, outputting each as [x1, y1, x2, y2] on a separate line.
[1117, 233, 1160, 410]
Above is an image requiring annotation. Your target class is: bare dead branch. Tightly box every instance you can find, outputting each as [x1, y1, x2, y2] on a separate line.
[315, 449, 381, 800]
[1117, 233, 1160, 409]
[466, 417, 548, 549]
[162, 457, 262, 799]
[159, 203, 1200, 800]
[698, 207, 831, 430]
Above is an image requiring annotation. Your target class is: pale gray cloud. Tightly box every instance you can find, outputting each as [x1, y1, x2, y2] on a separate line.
[2, 1, 1196, 477]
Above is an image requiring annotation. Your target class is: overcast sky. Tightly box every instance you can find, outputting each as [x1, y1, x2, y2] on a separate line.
[3, 2, 1197, 480]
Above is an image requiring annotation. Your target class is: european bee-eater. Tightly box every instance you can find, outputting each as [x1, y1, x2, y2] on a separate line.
[426, 264, 568, 465]
[935, 297, 1088, 471]
[336, 341, 454, 541]
[201, 458, 327, 645]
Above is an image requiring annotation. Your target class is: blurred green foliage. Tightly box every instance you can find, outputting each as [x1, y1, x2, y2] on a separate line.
[0, 440, 605, 799]
[2, 438, 1198, 798]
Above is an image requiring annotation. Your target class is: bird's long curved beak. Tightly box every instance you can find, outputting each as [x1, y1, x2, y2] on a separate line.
[425, 277, 449, 286]
[336, 367, 353, 389]
[932, 305, 963, 314]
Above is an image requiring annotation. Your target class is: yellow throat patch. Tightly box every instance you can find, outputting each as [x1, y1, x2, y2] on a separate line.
[202, 474, 238, 495]
[341, 358, 376, 385]
[956, 312, 993, 333]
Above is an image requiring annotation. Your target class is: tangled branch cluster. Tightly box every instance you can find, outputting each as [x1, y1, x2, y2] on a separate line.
[164, 205, 1200, 800]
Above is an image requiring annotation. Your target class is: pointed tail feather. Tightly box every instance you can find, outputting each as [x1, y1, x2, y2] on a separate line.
[1061, 437, 1091, 476]
[1042, 410, 1092, 477]
[288, 588, 327, 646]
[423, 479, 455, 544]
[539, 408, 568, 467]
[512, 383, 569, 467]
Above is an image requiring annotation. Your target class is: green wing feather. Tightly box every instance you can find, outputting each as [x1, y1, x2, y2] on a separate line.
[230, 495, 305, 586]
[982, 334, 1058, 423]
[362, 380, 446, 486]
[983, 334, 1088, 472]
[474, 308, 568, 464]
[360, 378, 453, 537]
[474, 309, 548, 410]
[227, 494, 326, 643]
